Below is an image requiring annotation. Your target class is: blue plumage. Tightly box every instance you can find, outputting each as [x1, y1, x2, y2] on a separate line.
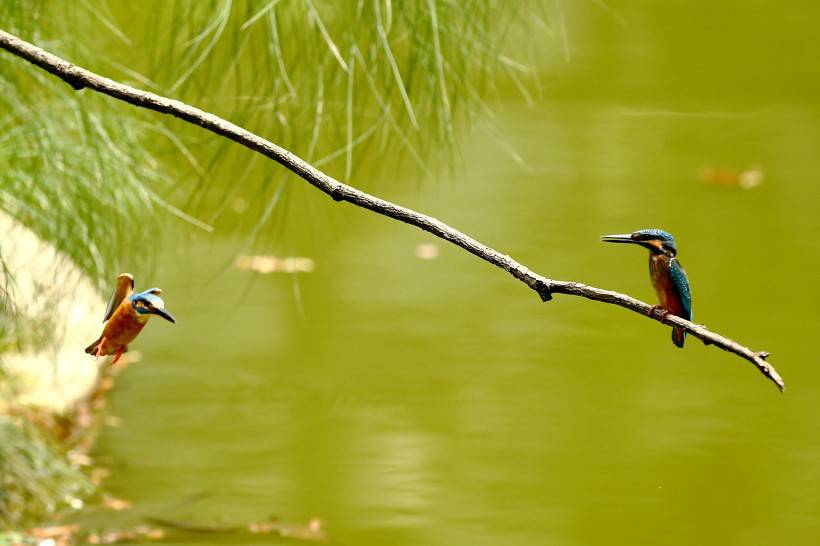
[669, 258, 692, 321]
[129, 290, 167, 314]
[635, 228, 676, 246]
[667, 257, 692, 347]
[601, 228, 693, 348]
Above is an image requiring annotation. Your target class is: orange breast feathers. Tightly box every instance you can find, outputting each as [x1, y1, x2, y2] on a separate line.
[97, 302, 148, 355]
[649, 254, 686, 317]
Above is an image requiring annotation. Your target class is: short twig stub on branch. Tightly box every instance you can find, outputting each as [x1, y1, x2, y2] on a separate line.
[0, 28, 785, 392]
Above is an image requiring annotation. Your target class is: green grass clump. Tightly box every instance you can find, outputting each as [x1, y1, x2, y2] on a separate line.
[0, 416, 91, 529]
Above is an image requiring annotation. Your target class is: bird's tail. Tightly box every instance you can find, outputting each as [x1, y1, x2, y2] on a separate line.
[671, 327, 686, 348]
[85, 336, 102, 355]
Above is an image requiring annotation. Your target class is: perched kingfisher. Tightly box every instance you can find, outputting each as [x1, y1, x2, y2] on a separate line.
[601, 229, 692, 347]
[85, 273, 176, 364]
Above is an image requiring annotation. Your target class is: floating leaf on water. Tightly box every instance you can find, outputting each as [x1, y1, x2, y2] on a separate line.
[30, 525, 79, 541]
[235, 255, 316, 274]
[102, 494, 132, 511]
[415, 243, 439, 260]
[250, 517, 326, 542]
[698, 166, 764, 189]
[738, 168, 764, 189]
[145, 514, 326, 542]
[247, 521, 274, 534]
[88, 526, 164, 544]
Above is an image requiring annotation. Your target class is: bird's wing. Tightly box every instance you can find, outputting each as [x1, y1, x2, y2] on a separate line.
[669, 258, 692, 321]
[102, 273, 135, 322]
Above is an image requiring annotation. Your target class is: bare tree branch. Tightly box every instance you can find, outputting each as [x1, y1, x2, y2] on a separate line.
[0, 29, 785, 391]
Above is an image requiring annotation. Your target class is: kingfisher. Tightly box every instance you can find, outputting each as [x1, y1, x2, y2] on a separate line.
[601, 229, 692, 347]
[84, 273, 176, 364]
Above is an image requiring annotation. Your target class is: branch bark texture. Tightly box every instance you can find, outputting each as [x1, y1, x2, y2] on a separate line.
[0, 29, 785, 391]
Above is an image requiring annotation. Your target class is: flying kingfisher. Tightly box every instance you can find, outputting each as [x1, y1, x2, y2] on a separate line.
[601, 229, 692, 347]
[85, 273, 176, 364]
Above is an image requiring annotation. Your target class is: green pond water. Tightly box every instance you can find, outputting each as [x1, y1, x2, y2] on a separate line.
[74, 1, 820, 544]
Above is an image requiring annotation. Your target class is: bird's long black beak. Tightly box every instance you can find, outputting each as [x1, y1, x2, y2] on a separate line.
[601, 233, 638, 244]
[151, 307, 176, 323]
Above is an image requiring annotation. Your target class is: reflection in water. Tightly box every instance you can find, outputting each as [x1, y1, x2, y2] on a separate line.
[343, 419, 440, 528]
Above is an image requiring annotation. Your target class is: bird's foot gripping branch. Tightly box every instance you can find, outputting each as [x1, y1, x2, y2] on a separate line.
[0, 28, 784, 391]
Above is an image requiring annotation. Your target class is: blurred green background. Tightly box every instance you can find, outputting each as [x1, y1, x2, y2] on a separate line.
[2, 0, 819, 544]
